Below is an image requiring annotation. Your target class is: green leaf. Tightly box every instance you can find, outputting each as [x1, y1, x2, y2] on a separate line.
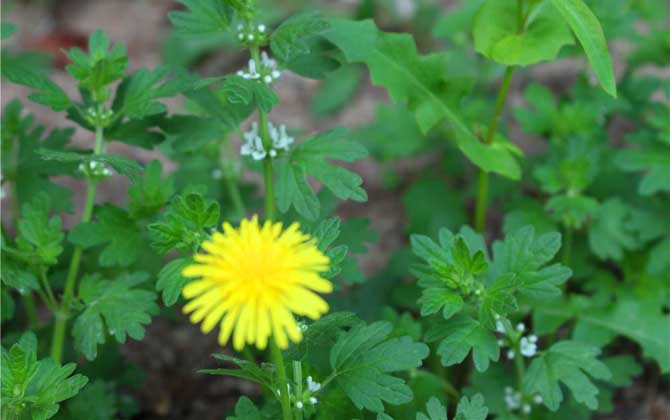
[73, 272, 158, 360]
[16, 193, 64, 266]
[118, 66, 188, 119]
[474, 0, 573, 66]
[271, 11, 330, 63]
[419, 288, 464, 319]
[615, 145, 670, 196]
[226, 396, 261, 420]
[148, 192, 220, 254]
[0, 256, 40, 292]
[37, 149, 143, 183]
[311, 65, 361, 117]
[325, 19, 522, 179]
[219, 75, 279, 113]
[602, 355, 641, 387]
[550, 0, 617, 97]
[587, 198, 637, 261]
[156, 258, 191, 306]
[574, 298, 670, 373]
[201, 354, 274, 392]
[454, 393, 488, 420]
[425, 315, 499, 372]
[1, 22, 17, 40]
[286, 312, 363, 376]
[65, 30, 127, 101]
[545, 194, 600, 229]
[128, 160, 174, 219]
[524, 340, 611, 411]
[2, 66, 71, 111]
[1, 332, 88, 420]
[491, 226, 571, 298]
[275, 128, 367, 220]
[478, 273, 519, 330]
[330, 321, 430, 413]
[168, 0, 233, 38]
[416, 397, 447, 420]
[68, 205, 143, 267]
[57, 381, 118, 420]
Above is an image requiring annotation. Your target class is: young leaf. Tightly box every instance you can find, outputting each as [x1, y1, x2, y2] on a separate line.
[416, 397, 447, 420]
[275, 128, 368, 220]
[168, 0, 234, 38]
[473, 0, 573, 66]
[15, 193, 64, 266]
[330, 321, 430, 413]
[491, 226, 571, 298]
[1, 332, 88, 420]
[454, 394, 488, 420]
[148, 192, 220, 254]
[201, 354, 274, 392]
[325, 19, 522, 179]
[118, 66, 188, 119]
[550, 0, 617, 97]
[2, 67, 72, 111]
[37, 149, 143, 183]
[219, 75, 279, 113]
[615, 143, 670, 196]
[68, 205, 144, 267]
[73, 272, 158, 360]
[425, 315, 499, 372]
[524, 340, 611, 410]
[587, 198, 637, 260]
[128, 160, 174, 219]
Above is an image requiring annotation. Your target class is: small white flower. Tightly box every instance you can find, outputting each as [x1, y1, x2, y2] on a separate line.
[529, 335, 538, 343]
[520, 336, 538, 358]
[309, 397, 317, 405]
[497, 339, 505, 346]
[264, 75, 273, 84]
[212, 169, 223, 180]
[269, 149, 277, 157]
[533, 394, 543, 404]
[296, 401, 303, 409]
[307, 376, 322, 392]
[506, 349, 515, 360]
[247, 33, 255, 41]
[272, 70, 281, 79]
[496, 320, 506, 333]
[238, 32, 244, 40]
[102, 168, 113, 176]
[237, 24, 244, 31]
[522, 403, 531, 414]
[258, 24, 266, 33]
[504, 388, 521, 410]
[516, 322, 525, 332]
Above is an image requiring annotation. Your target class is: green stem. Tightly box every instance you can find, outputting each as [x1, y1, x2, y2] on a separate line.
[293, 361, 304, 420]
[258, 111, 275, 221]
[50, 123, 103, 363]
[271, 340, 293, 420]
[23, 294, 39, 328]
[473, 66, 516, 232]
[40, 268, 58, 310]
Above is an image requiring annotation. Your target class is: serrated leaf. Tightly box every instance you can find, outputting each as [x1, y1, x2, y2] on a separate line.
[148, 192, 220, 254]
[416, 397, 447, 420]
[156, 258, 191, 306]
[219, 75, 279, 113]
[587, 198, 637, 260]
[524, 340, 611, 411]
[1, 332, 88, 420]
[128, 160, 174, 219]
[426, 315, 499, 372]
[37, 149, 143, 182]
[455, 393, 488, 420]
[73, 272, 158, 360]
[615, 145, 670, 196]
[68, 205, 143, 267]
[325, 19, 522, 179]
[57, 380, 118, 420]
[226, 396, 261, 420]
[330, 321, 429, 412]
[201, 354, 274, 391]
[2, 67, 71, 111]
[275, 128, 367, 220]
[474, 0, 573, 66]
[168, 0, 234, 38]
[118, 66, 188, 119]
[15, 193, 64, 266]
[271, 11, 330, 63]
[550, 0, 617, 97]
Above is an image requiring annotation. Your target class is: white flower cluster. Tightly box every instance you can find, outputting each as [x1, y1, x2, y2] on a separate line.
[85, 107, 113, 126]
[240, 121, 294, 161]
[236, 51, 281, 85]
[279, 376, 321, 410]
[237, 23, 266, 44]
[495, 317, 539, 359]
[78, 160, 113, 179]
[504, 387, 543, 414]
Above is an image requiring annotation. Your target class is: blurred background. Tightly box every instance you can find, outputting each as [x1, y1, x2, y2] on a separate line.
[1, 0, 668, 419]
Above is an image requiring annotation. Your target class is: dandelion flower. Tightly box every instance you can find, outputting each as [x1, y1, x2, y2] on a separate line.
[181, 215, 332, 350]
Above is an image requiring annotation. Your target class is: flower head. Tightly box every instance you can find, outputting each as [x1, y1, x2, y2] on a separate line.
[182, 216, 332, 350]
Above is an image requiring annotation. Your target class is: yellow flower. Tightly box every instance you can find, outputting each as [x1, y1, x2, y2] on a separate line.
[181, 215, 332, 351]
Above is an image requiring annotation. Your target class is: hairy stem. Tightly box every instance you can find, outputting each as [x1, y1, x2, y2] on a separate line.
[50, 122, 103, 363]
[271, 340, 293, 420]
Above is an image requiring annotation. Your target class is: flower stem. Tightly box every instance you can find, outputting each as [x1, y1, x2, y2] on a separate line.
[258, 109, 276, 221]
[50, 123, 103, 363]
[473, 66, 515, 233]
[23, 294, 39, 328]
[271, 340, 293, 420]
